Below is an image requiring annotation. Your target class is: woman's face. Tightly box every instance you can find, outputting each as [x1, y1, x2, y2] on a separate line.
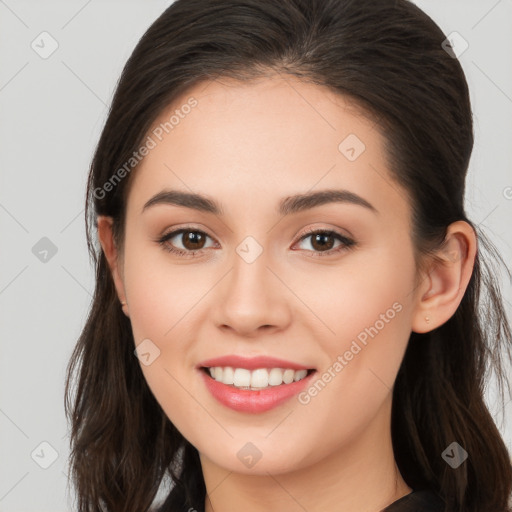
[113, 75, 424, 475]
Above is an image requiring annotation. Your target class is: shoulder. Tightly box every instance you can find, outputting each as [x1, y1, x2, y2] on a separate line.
[382, 489, 445, 512]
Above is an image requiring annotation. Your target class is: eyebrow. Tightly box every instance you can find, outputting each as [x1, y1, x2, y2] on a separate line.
[142, 188, 378, 216]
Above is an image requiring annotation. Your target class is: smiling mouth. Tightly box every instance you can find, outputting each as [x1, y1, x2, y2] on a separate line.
[201, 366, 316, 390]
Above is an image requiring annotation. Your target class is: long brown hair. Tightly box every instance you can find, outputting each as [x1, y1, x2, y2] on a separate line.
[64, 1, 512, 511]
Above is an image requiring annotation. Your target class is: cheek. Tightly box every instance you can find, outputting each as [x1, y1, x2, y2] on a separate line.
[122, 234, 208, 344]
[296, 245, 416, 417]
[292, 243, 416, 349]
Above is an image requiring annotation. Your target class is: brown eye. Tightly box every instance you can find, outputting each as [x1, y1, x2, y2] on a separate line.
[181, 230, 206, 250]
[157, 228, 216, 256]
[309, 232, 336, 251]
[295, 229, 356, 257]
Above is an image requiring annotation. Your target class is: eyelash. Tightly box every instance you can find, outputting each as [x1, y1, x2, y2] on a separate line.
[156, 226, 356, 259]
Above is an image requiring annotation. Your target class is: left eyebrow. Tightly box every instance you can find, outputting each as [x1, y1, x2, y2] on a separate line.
[141, 188, 378, 216]
[278, 189, 378, 215]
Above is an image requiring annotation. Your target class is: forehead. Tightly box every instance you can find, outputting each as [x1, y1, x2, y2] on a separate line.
[125, 75, 410, 221]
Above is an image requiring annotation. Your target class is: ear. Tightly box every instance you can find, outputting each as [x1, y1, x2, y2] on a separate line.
[411, 220, 477, 333]
[97, 215, 129, 317]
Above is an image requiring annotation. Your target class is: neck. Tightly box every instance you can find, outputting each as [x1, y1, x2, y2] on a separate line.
[201, 396, 411, 512]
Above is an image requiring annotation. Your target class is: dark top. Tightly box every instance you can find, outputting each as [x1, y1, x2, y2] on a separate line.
[382, 490, 445, 512]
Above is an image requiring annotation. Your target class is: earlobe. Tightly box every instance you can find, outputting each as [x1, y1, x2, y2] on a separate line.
[97, 215, 129, 316]
[411, 221, 477, 334]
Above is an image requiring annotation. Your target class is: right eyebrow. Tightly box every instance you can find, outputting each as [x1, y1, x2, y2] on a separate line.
[142, 190, 223, 215]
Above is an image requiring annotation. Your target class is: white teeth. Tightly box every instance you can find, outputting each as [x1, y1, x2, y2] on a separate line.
[223, 366, 234, 385]
[250, 369, 268, 388]
[233, 368, 251, 387]
[283, 369, 295, 384]
[294, 369, 307, 381]
[268, 368, 283, 386]
[206, 367, 310, 389]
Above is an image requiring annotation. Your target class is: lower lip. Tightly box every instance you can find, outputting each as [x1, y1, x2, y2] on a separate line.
[199, 369, 316, 413]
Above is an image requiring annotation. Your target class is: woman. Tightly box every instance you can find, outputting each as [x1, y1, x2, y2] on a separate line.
[64, 1, 512, 511]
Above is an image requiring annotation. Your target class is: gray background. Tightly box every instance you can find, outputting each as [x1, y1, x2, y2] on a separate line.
[0, 1, 511, 510]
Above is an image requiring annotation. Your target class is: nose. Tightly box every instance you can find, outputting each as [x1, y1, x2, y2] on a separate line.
[212, 249, 292, 338]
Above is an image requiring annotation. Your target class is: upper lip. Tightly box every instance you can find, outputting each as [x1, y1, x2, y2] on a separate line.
[197, 355, 314, 371]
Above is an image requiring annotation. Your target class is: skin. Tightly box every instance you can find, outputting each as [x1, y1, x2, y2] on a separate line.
[98, 74, 476, 512]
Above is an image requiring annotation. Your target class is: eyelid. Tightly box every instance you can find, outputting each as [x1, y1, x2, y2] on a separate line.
[156, 224, 356, 258]
[159, 223, 352, 242]
[157, 224, 219, 254]
[295, 224, 354, 242]
[292, 226, 355, 254]
[160, 223, 215, 240]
